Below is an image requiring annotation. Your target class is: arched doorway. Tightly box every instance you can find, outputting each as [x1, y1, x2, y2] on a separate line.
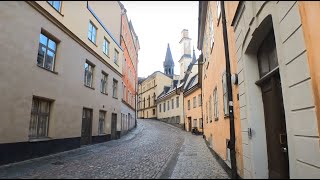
[255, 27, 289, 179]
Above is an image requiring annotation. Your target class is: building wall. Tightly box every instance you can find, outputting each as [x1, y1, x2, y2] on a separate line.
[0, 1, 123, 165]
[298, 1, 320, 139]
[200, 1, 243, 177]
[232, 1, 320, 178]
[184, 88, 203, 132]
[87, 1, 122, 43]
[34, 1, 123, 74]
[157, 93, 184, 124]
[120, 10, 138, 131]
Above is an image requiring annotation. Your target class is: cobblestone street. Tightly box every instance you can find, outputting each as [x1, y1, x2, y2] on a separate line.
[0, 119, 228, 179]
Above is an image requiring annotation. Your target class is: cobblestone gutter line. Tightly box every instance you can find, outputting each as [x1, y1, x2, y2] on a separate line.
[0, 124, 144, 170]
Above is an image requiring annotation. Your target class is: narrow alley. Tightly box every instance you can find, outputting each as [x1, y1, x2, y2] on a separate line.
[0, 119, 229, 179]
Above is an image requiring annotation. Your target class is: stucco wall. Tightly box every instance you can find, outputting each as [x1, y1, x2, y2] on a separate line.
[232, 1, 320, 178]
[200, 1, 243, 177]
[184, 88, 203, 132]
[0, 1, 122, 143]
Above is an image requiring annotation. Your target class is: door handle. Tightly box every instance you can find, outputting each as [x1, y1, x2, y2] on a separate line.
[281, 147, 287, 153]
[279, 133, 287, 145]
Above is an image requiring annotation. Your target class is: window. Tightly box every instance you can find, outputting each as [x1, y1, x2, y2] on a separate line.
[84, 62, 94, 88]
[222, 72, 229, 116]
[214, 87, 219, 120]
[37, 33, 57, 71]
[193, 119, 197, 127]
[168, 100, 170, 110]
[103, 38, 110, 56]
[48, 1, 61, 12]
[209, 95, 213, 122]
[209, 6, 214, 48]
[188, 100, 191, 110]
[153, 109, 155, 115]
[114, 49, 119, 65]
[159, 104, 161, 113]
[206, 102, 208, 123]
[148, 95, 151, 107]
[216, 1, 221, 22]
[29, 98, 51, 139]
[88, 21, 97, 44]
[176, 97, 179, 108]
[199, 118, 203, 129]
[101, 72, 108, 94]
[113, 79, 118, 98]
[172, 99, 174, 109]
[193, 96, 197, 108]
[123, 85, 126, 100]
[198, 94, 202, 106]
[98, 111, 106, 135]
[164, 102, 166, 112]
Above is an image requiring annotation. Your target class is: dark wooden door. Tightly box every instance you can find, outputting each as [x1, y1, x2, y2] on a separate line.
[81, 108, 92, 146]
[111, 113, 117, 140]
[188, 117, 192, 132]
[260, 72, 289, 179]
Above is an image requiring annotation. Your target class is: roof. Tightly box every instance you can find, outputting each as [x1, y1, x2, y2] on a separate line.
[157, 80, 180, 100]
[163, 44, 174, 67]
[185, 74, 198, 91]
[138, 71, 172, 84]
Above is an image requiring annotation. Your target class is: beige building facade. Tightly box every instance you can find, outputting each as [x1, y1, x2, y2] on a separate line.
[137, 71, 172, 119]
[0, 1, 125, 165]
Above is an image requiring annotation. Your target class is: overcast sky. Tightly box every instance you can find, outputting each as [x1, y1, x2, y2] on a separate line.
[121, 1, 201, 78]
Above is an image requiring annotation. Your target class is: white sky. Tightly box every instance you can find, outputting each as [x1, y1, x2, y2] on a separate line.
[121, 1, 201, 78]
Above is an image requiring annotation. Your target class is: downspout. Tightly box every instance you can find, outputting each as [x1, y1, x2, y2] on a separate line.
[221, 1, 237, 179]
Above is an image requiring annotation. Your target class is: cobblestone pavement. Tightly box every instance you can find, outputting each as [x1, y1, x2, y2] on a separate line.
[0, 119, 228, 179]
[170, 131, 229, 179]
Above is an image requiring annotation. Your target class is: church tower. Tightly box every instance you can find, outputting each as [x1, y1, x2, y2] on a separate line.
[179, 29, 192, 81]
[163, 43, 174, 77]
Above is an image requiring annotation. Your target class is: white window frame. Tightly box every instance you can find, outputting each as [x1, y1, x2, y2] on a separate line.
[88, 21, 97, 44]
[37, 33, 57, 71]
[84, 62, 94, 88]
[48, 1, 61, 12]
[103, 38, 110, 56]
[101, 72, 108, 94]
[113, 79, 118, 98]
[98, 111, 106, 135]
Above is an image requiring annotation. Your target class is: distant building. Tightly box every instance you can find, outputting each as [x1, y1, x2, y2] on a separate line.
[183, 49, 203, 133]
[120, 3, 140, 136]
[157, 29, 194, 129]
[137, 71, 172, 119]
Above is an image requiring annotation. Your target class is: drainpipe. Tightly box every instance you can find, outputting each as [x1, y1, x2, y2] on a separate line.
[221, 1, 237, 179]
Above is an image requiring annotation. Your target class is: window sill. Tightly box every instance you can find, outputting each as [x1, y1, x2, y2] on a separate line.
[215, 117, 219, 121]
[29, 137, 52, 142]
[101, 92, 108, 96]
[88, 38, 98, 47]
[103, 52, 110, 58]
[47, 2, 64, 17]
[98, 133, 107, 136]
[113, 97, 118, 99]
[37, 65, 58, 75]
[84, 84, 95, 90]
[224, 114, 229, 119]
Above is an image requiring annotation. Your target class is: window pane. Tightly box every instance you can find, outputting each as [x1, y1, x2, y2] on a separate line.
[48, 39, 56, 51]
[38, 115, 49, 137]
[45, 50, 55, 70]
[53, 1, 61, 11]
[88, 31, 92, 40]
[37, 46, 46, 67]
[29, 114, 38, 138]
[40, 34, 48, 46]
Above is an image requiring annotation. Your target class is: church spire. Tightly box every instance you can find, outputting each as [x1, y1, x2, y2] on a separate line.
[163, 43, 174, 76]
